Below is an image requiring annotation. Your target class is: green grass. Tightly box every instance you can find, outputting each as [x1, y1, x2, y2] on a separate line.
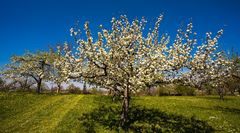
[0, 92, 240, 133]
[133, 96, 240, 132]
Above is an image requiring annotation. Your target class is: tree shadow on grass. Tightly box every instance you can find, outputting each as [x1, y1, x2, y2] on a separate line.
[79, 105, 214, 133]
[214, 106, 240, 114]
[195, 96, 234, 101]
[191, 105, 240, 115]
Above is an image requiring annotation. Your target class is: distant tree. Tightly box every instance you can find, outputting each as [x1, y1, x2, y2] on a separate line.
[0, 77, 4, 85]
[181, 33, 231, 100]
[10, 77, 35, 91]
[231, 52, 240, 79]
[48, 45, 69, 93]
[225, 51, 240, 95]
[0, 77, 6, 90]
[67, 83, 81, 94]
[82, 81, 87, 94]
[2, 52, 51, 93]
[55, 15, 231, 128]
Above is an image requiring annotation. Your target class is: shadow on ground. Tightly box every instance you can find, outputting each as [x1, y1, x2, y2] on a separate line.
[191, 105, 240, 115]
[79, 105, 214, 133]
[214, 106, 240, 114]
[195, 96, 234, 101]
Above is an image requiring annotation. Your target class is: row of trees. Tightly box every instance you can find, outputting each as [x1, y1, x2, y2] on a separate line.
[0, 48, 92, 94]
[1, 50, 69, 93]
[1, 15, 239, 128]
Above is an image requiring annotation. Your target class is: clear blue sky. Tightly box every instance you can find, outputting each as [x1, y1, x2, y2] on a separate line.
[0, 0, 239, 66]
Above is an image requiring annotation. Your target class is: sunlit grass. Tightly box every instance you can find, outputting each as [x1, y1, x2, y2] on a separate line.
[0, 92, 240, 132]
[134, 96, 240, 132]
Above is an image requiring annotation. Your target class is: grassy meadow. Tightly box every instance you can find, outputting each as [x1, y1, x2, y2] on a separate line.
[0, 92, 240, 133]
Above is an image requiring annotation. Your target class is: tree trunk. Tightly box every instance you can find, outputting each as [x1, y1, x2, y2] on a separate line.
[57, 83, 61, 94]
[230, 89, 235, 96]
[147, 86, 151, 96]
[36, 79, 42, 94]
[83, 81, 87, 94]
[120, 86, 130, 129]
[219, 88, 224, 100]
[220, 93, 224, 100]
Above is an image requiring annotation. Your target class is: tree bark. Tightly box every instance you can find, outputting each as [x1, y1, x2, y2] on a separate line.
[120, 86, 130, 129]
[83, 81, 87, 94]
[36, 79, 42, 94]
[57, 83, 61, 94]
[219, 88, 224, 100]
[230, 89, 235, 96]
[147, 85, 151, 96]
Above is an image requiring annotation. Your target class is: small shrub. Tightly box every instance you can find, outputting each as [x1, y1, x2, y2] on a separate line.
[175, 84, 196, 96]
[156, 84, 176, 96]
[89, 87, 104, 95]
[67, 84, 82, 94]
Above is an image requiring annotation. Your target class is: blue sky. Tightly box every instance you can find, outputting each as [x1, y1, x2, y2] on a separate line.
[0, 0, 240, 66]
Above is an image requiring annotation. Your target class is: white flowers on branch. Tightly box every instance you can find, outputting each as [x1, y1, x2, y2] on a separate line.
[59, 15, 231, 94]
[2, 52, 52, 93]
[184, 29, 231, 89]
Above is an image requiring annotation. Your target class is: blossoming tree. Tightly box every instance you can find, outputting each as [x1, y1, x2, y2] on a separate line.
[56, 15, 230, 126]
[182, 30, 231, 99]
[47, 45, 70, 93]
[3, 52, 51, 93]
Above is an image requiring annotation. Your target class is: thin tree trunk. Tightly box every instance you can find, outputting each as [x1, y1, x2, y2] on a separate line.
[219, 88, 224, 100]
[57, 83, 61, 94]
[147, 86, 151, 96]
[230, 90, 235, 95]
[83, 81, 87, 94]
[23, 78, 28, 90]
[220, 93, 224, 100]
[120, 86, 130, 129]
[109, 89, 112, 95]
[36, 79, 42, 94]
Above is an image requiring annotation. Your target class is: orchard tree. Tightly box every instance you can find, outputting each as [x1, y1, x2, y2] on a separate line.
[10, 76, 35, 91]
[2, 68, 35, 91]
[223, 52, 240, 95]
[231, 52, 240, 79]
[57, 15, 230, 127]
[181, 31, 232, 99]
[0, 76, 6, 90]
[2, 52, 51, 93]
[47, 45, 69, 93]
[230, 53, 240, 94]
